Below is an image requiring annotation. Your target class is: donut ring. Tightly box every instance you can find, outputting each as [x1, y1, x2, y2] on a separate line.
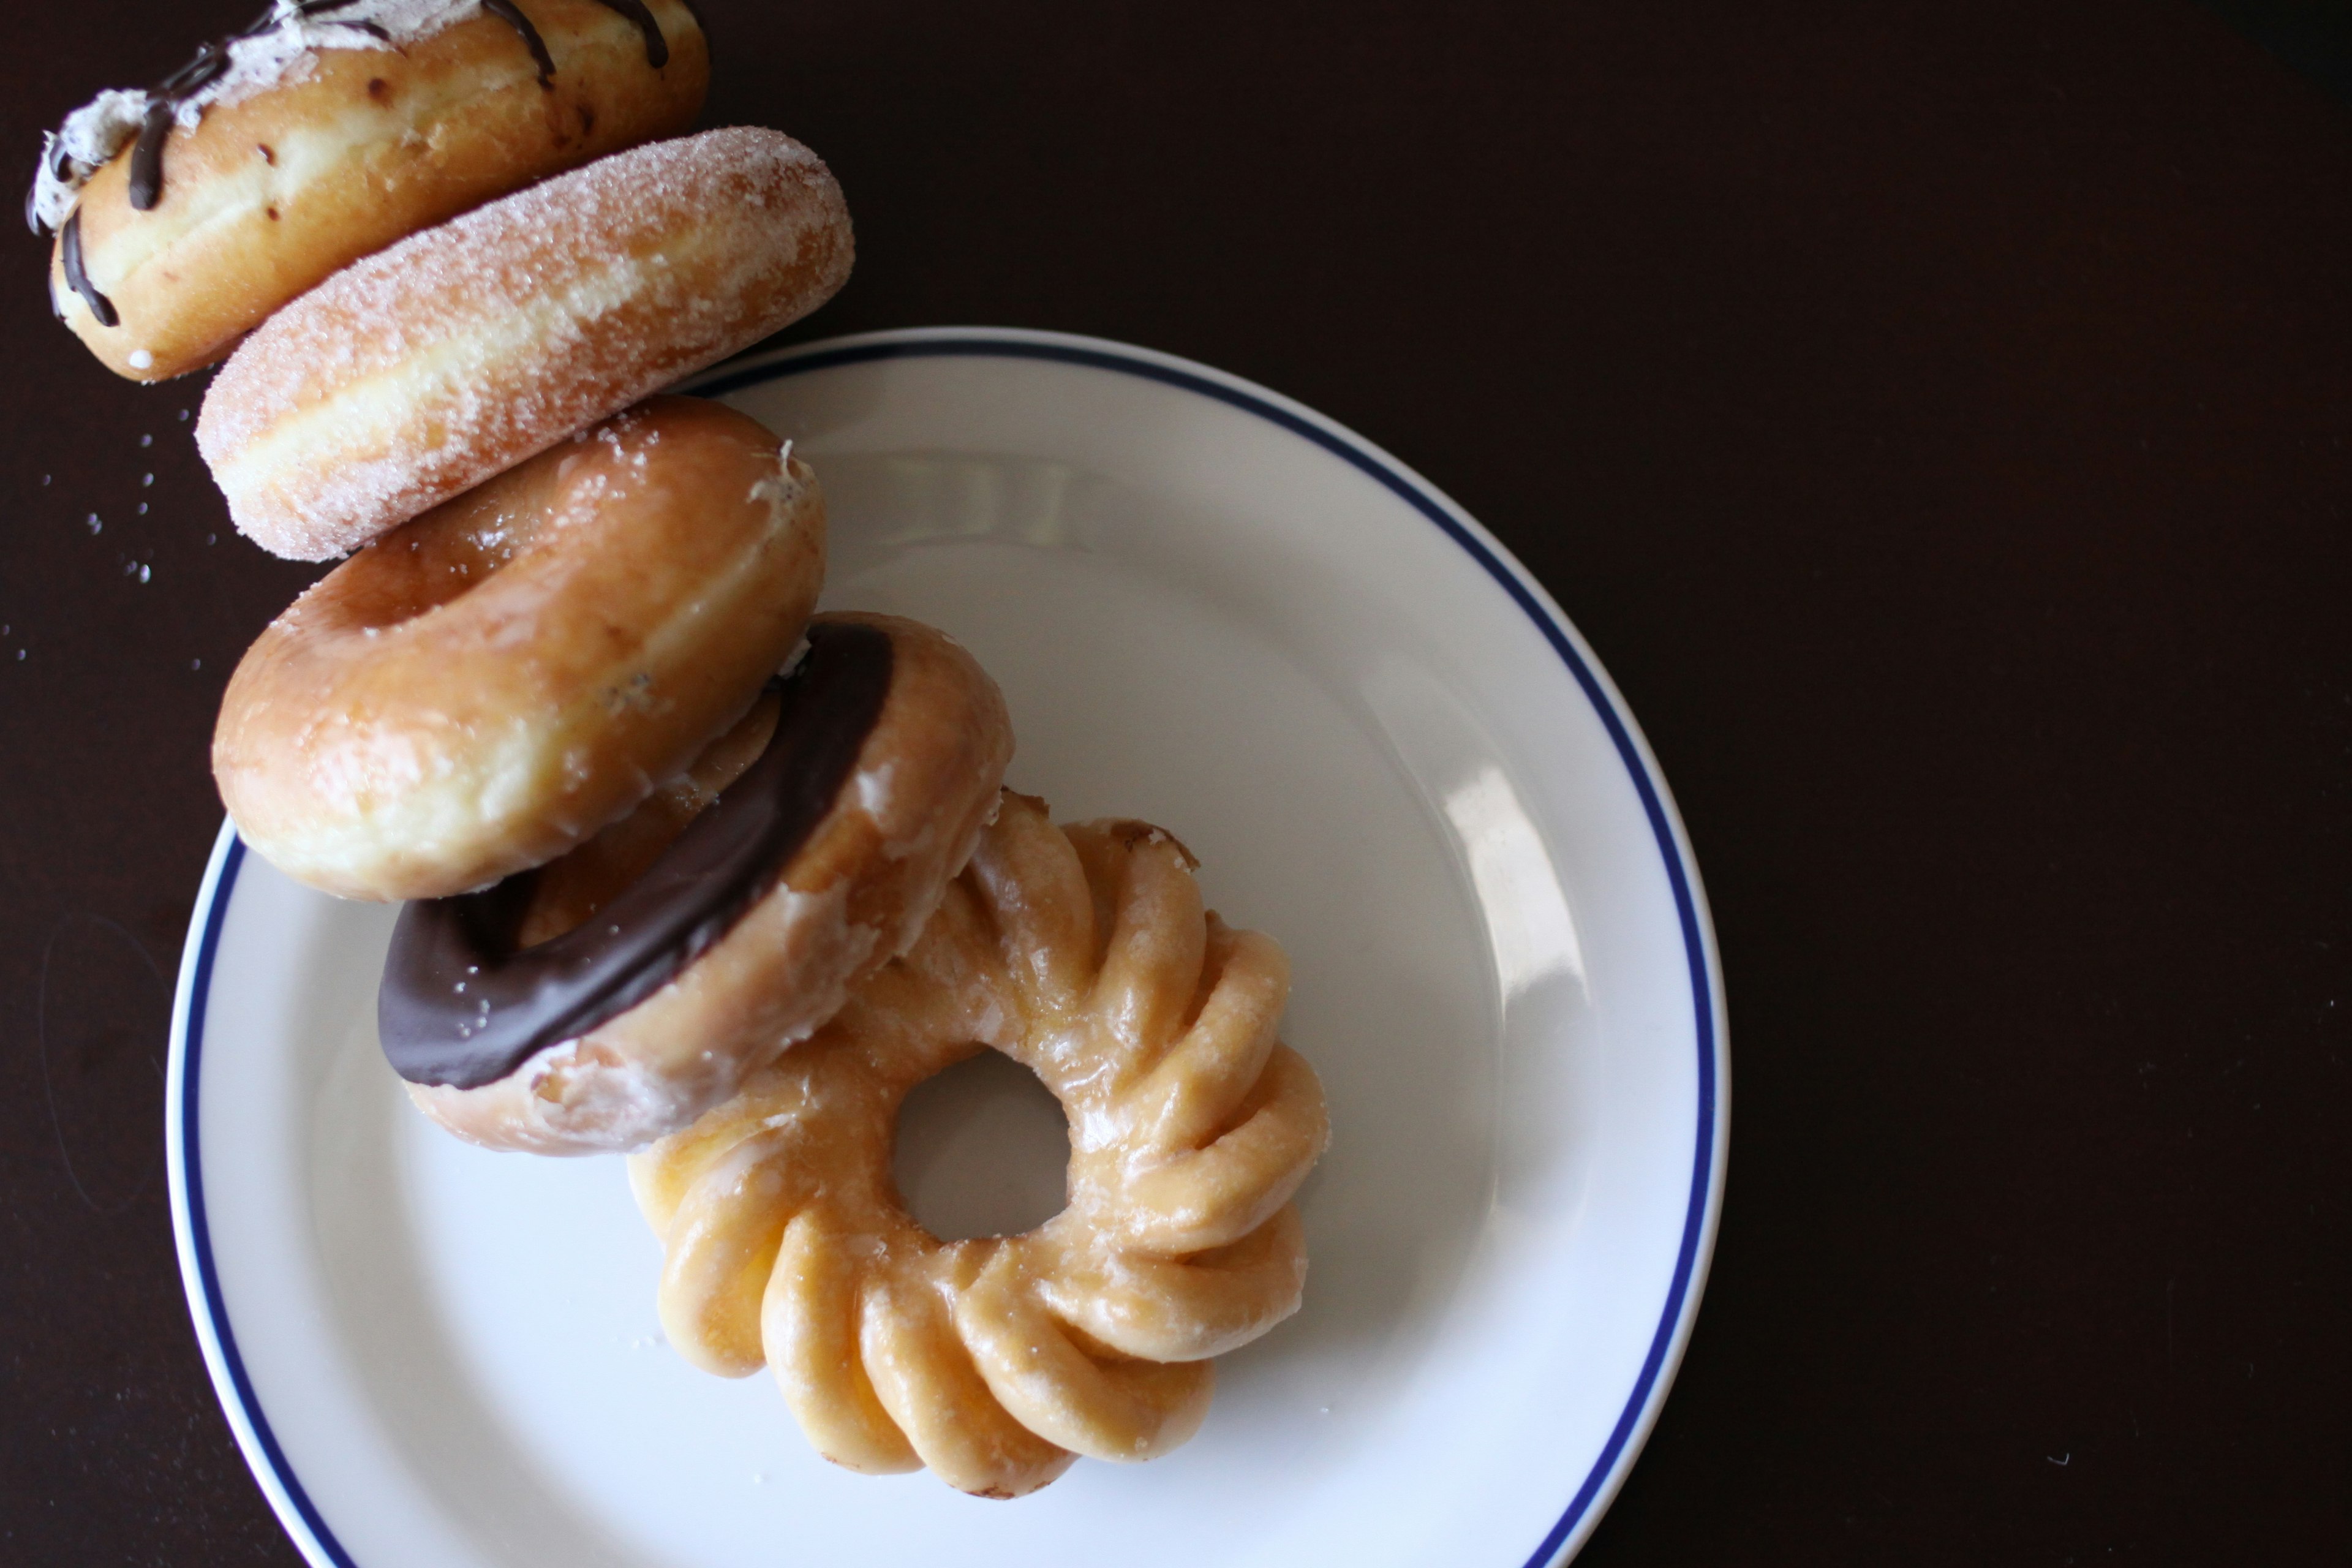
[196, 126, 854, 560]
[386, 612, 1014, 1155]
[37, 0, 707, 382]
[214, 395, 823, 902]
[628, 792, 1330, 1497]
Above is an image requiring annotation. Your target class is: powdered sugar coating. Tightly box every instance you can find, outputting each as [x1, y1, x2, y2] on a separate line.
[198, 127, 854, 560]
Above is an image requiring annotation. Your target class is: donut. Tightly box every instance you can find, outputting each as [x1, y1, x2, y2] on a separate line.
[380, 613, 1016, 1155]
[628, 791, 1330, 1497]
[214, 395, 823, 903]
[31, 0, 708, 382]
[195, 125, 854, 561]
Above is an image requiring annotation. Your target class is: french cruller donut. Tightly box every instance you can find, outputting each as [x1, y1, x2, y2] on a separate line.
[197, 124, 855, 560]
[379, 613, 1016, 1155]
[630, 791, 1331, 1496]
[214, 395, 823, 903]
[31, 0, 709, 382]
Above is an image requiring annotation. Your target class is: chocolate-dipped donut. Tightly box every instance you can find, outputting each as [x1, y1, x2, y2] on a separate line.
[386, 614, 1015, 1155]
[213, 396, 823, 902]
[32, 0, 708, 382]
[196, 126, 854, 561]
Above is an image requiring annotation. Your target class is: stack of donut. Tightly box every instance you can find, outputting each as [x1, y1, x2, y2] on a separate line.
[32, 0, 1327, 1499]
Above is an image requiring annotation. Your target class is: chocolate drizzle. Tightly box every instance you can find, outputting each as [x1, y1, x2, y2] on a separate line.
[587, 0, 668, 69]
[40, 0, 666, 222]
[59, 210, 118, 325]
[297, 0, 391, 37]
[127, 102, 178, 211]
[480, 0, 556, 85]
[378, 622, 897, 1091]
[129, 24, 240, 211]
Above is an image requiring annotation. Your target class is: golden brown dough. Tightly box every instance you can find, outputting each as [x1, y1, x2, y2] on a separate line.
[214, 396, 822, 902]
[630, 793, 1330, 1496]
[43, 0, 707, 382]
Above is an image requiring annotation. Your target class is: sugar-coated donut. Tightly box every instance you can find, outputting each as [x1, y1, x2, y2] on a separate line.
[382, 613, 1016, 1156]
[196, 126, 854, 561]
[629, 792, 1329, 1497]
[33, 0, 708, 382]
[215, 396, 823, 902]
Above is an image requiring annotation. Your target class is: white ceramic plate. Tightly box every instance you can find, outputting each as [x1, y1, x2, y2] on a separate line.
[168, 328, 1726, 1568]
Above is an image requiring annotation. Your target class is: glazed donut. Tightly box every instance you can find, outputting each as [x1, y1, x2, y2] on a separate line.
[195, 125, 854, 560]
[382, 613, 1015, 1155]
[629, 792, 1330, 1497]
[32, 0, 707, 382]
[214, 396, 823, 902]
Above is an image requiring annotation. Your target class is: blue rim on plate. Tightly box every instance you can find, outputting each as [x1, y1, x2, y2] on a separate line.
[167, 327, 1728, 1568]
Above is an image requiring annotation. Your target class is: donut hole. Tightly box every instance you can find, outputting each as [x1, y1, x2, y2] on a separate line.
[892, 1051, 1071, 1242]
[334, 458, 561, 636]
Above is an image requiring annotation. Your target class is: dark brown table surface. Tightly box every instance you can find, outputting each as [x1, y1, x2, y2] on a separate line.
[4, 2, 2348, 1562]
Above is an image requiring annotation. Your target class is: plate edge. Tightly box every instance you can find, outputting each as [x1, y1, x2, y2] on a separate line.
[172, 326, 1732, 1568]
[169, 823, 356, 1568]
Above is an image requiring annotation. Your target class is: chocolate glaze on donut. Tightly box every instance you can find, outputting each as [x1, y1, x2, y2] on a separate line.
[380, 620, 891, 1090]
